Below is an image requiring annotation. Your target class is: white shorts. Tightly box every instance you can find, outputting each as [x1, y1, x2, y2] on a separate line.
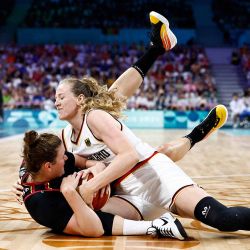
[114, 153, 195, 220]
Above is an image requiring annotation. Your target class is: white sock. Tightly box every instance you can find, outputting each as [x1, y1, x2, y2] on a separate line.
[122, 219, 152, 235]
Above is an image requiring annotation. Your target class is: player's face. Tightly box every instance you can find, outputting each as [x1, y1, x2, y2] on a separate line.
[55, 82, 79, 121]
[50, 144, 68, 178]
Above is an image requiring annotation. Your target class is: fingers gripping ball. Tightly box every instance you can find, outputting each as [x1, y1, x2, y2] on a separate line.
[87, 173, 111, 211]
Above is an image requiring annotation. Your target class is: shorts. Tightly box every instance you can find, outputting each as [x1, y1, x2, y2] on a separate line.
[114, 153, 195, 220]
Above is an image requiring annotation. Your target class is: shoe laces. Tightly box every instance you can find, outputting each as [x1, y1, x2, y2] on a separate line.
[154, 223, 175, 238]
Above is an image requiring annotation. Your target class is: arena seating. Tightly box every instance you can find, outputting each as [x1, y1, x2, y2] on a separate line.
[0, 44, 216, 111]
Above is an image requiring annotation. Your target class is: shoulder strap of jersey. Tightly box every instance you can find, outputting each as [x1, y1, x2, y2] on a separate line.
[21, 174, 60, 202]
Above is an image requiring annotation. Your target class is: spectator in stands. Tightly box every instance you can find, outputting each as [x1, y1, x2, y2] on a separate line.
[231, 51, 240, 65]
[1, 43, 217, 111]
[229, 92, 245, 128]
[0, 86, 3, 122]
[240, 89, 250, 127]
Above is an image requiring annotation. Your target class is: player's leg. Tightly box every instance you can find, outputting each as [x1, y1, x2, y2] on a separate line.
[101, 196, 142, 220]
[174, 185, 250, 231]
[158, 105, 228, 162]
[112, 213, 187, 240]
[109, 11, 177, 98]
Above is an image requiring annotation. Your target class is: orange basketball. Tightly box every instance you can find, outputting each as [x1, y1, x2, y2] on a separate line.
[87, 173, 111, 211]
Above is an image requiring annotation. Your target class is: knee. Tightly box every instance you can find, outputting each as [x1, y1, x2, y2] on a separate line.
[194, 197, 240, 232]
[212, 208, 240, 231]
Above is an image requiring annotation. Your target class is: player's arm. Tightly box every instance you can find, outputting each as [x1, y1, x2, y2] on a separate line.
[61, 172, 104, 237]
[79, 110, 139, 204]
[73, 154, 87, 169]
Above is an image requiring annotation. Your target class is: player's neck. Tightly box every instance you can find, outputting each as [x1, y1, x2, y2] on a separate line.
[69, 114, 84, 139]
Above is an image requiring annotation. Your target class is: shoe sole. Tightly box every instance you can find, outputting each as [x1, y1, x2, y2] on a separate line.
[160, 213, 188, 240]
[203, 104, 228, 140]
[149, 11, 177, 49]
[174, 218, 188, 240]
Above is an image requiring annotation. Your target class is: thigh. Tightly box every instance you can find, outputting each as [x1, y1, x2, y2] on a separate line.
[173, 185, 210, 218]
[115, 153, 195, 212]
[112, 194, 167, 220]
[101, 196, 142, 220]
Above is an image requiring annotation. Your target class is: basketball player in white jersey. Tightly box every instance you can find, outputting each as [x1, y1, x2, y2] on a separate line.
[56, 12, 250, 235]
[14, 12, 237, 236]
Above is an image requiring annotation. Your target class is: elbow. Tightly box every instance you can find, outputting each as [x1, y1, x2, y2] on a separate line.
[129, 150, 140, 165]
[92, 229, 105, 237]
[81, 228, 104, 237]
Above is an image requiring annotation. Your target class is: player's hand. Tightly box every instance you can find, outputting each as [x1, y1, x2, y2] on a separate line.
[12, 178, 24, 204]
[78, 181, 95, 209]
[87, 162, 106, 176]
[84, 162, 107, 197]
[60, 172, 83, 193]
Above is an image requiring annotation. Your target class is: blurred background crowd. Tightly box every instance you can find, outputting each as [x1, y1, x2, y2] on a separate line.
[0, 0, 250, 127]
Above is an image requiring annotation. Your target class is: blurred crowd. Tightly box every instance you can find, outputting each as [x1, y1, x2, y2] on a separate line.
[22, 0, 195, 30]
[230, 89, 250, 128]
[240, 44, 250, 88]
[229, 44, 250, 128]
[0, 43, 217, 111]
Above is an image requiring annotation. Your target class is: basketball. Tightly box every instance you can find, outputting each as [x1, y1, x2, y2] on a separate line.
[87, 173, 111, 211]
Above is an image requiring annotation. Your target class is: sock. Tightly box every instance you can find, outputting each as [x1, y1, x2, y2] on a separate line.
[132, 46, 165, 79]
[183, 135, 195, 148]
[184, 123, 209, 148]
[122, 219, 152, 235]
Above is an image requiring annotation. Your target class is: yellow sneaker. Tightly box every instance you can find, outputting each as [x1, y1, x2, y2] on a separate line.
[149, 11, 177, 50]
[202, 104, 228, 139]
[186, 105, 228, 147]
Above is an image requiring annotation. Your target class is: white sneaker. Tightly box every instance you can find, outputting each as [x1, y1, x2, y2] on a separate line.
[147, 213, 187, 240]
[149, 11, 177, 50]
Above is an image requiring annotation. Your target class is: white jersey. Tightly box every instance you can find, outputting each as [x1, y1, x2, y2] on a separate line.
[62, 111, 155, 164]
[62, 110, 196, 220]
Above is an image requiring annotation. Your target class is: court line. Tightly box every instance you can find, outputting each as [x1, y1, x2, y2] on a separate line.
[191, 174, 250, 179]
[42, 246, 175, 249]
[0, 189, 12, 192]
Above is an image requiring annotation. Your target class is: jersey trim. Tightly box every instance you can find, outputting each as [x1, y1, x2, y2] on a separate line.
[21, 174, 61, 202]
[85, 110, 123, 142]
[70, 116, 85, 145]
[62, 129, 67, 151]
[112, 151, 158, 187]
[113, 195, 143, 220]
[169, 184, 195, 211]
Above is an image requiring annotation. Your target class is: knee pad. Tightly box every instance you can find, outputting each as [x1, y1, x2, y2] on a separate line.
[194, 196, 250, 231]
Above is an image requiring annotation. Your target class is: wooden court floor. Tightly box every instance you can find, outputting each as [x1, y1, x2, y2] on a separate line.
[0, 129, 250, 250]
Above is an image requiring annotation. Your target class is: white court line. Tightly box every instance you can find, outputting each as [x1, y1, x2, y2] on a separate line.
[45, 246, 172, 249]
[0, 189, 12, 192]
[191, 174, 250, 179]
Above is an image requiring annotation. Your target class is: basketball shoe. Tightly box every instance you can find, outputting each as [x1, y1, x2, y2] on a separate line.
[149, 11, 177, 50]
[186, 104, 228, 147]
[147, 213, 187, 240]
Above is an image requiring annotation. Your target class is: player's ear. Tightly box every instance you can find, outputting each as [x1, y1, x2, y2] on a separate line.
[77, 94, 85, 105]
[43, 162, 52, 171]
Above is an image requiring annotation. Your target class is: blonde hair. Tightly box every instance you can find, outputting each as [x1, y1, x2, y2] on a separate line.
[61, 77, 127, 119]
